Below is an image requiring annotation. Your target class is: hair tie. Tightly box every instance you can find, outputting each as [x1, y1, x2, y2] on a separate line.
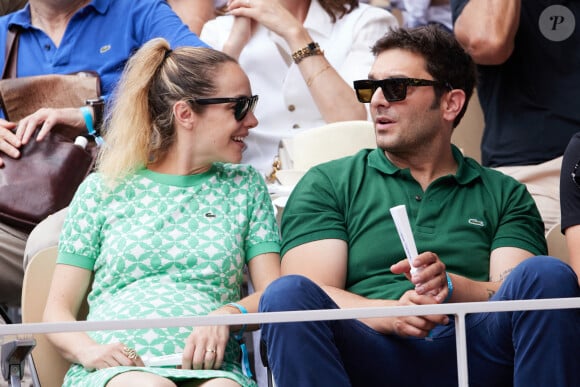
[164, 49, 172, 60]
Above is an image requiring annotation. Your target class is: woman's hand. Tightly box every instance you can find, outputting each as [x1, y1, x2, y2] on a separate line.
[181, 309, 234, 370]
[222, 13, 254, 59]
[78, 342, 144, 371]
[226, 0, 306, 46]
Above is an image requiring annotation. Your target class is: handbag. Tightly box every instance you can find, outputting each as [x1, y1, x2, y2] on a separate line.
[0, 26, 100, 231]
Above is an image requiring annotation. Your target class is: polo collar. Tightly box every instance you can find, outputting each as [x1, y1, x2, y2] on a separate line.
[8, 0, 110, 30]
[367, 145, 481, 185]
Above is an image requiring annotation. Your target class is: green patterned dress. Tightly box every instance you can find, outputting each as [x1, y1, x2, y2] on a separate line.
[57, 163, 280, 387]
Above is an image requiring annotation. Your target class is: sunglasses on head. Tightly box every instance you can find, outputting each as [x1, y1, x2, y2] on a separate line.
[193, 95, 259, 121]
[353, 78, 451, 103]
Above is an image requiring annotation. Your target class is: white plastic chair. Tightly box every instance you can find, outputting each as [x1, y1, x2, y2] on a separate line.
[20, 246, 90, 387]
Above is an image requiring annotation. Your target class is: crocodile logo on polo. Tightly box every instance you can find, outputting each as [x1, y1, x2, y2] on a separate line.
[468, 218, 485, 227]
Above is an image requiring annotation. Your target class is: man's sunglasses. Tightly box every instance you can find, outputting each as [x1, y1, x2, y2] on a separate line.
[353, 78, 451, 103]
[192, 95, 259, 121]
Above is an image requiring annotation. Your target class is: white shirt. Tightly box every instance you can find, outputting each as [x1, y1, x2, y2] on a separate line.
[400, 0, 452, 30]
[202, 1, 398, 175]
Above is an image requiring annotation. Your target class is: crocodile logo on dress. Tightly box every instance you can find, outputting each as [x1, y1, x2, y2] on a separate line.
[204, 212, 216, 218]
[100, 45, 111, 54]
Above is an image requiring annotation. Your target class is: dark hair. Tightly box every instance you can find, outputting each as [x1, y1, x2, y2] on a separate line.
[319, 0, 359, 23]
[372, 25, 477, 128]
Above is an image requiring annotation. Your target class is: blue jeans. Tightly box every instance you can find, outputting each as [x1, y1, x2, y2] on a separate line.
[259, 257, 580, 387]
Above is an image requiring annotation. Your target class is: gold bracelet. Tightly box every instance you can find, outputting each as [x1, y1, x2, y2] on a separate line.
[292, 42, 323, 64]
[306, 64, 331, 87]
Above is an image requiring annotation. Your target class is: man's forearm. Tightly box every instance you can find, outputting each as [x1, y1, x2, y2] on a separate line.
[453, 0, 521, 65]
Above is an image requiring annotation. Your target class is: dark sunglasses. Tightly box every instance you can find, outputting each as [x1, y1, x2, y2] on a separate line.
[353, 78, 451, 103]
[192, 95, 259, 121]
[571, 160, 580, 188]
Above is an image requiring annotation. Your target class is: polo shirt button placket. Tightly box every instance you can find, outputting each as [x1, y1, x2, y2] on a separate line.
[415, 195, 422, 202]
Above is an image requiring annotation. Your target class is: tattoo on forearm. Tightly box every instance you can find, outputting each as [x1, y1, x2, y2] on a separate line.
[486, 289, 496, 299]
[490, 267, 515, 283]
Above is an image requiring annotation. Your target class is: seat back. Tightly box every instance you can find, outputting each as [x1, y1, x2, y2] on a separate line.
[546, 223, 569, 263]
[21, 246, 89, 387]
[291, 120, 376, 171]
[274, 120, 376, 187]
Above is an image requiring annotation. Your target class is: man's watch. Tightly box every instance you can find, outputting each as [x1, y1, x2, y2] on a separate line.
[85, 97, 105, 135]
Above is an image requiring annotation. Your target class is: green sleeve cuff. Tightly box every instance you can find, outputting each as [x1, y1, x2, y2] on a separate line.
[247, 241, 280, 262]
[56, 251, 96, 271]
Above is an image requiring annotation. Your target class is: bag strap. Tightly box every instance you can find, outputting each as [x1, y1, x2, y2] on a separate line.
[2, 26, 19, 80]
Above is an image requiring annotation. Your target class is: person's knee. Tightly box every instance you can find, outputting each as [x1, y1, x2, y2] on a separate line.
[513, 256, 579, 297]
[106, 371, 177, 387]
[259, 275, 322, 313]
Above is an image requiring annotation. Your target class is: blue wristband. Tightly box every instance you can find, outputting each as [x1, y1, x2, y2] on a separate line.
[226, 302, 252, 378]
[444, 272, 454, 303]
[80, 106, 104, 145]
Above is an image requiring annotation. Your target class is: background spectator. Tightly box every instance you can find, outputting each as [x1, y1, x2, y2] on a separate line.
[201, 0, 398, 176]
[451, 0, 580, 232]
[560, 132, 580, 282]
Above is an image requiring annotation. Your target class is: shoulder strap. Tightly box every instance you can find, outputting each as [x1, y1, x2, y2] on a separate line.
[2, 26, 20, 80]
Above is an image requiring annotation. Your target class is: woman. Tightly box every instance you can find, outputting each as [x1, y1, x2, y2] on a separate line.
[43, 38, 281, 387]
[201, 0, 398, 176]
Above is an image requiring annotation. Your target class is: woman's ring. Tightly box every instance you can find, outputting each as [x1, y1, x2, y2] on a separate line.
[122, 346, 138, 360]
[206, 347, 217, 353]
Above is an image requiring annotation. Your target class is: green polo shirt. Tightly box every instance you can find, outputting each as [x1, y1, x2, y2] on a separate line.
[280, 146, 547, 300]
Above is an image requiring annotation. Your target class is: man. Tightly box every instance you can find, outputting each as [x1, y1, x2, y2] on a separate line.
[259, 26, 580, 386]
[451, 1, 580, 232]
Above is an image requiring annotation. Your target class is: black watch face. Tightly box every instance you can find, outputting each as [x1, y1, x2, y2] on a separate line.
[86, 98, 104, 105]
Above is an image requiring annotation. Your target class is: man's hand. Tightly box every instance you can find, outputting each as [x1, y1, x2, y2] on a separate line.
[390, 290, 449, 338]
[0, 118, 21, 166]
[391, 251, 449, 303]
[16, 107, 85, 144]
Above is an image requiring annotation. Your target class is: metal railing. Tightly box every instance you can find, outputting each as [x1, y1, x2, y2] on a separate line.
[1, 297, 579, 387]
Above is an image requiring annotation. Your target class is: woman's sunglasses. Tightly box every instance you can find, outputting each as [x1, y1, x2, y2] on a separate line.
[193, 95, 259, 121]
[353, 78, 451, 103]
